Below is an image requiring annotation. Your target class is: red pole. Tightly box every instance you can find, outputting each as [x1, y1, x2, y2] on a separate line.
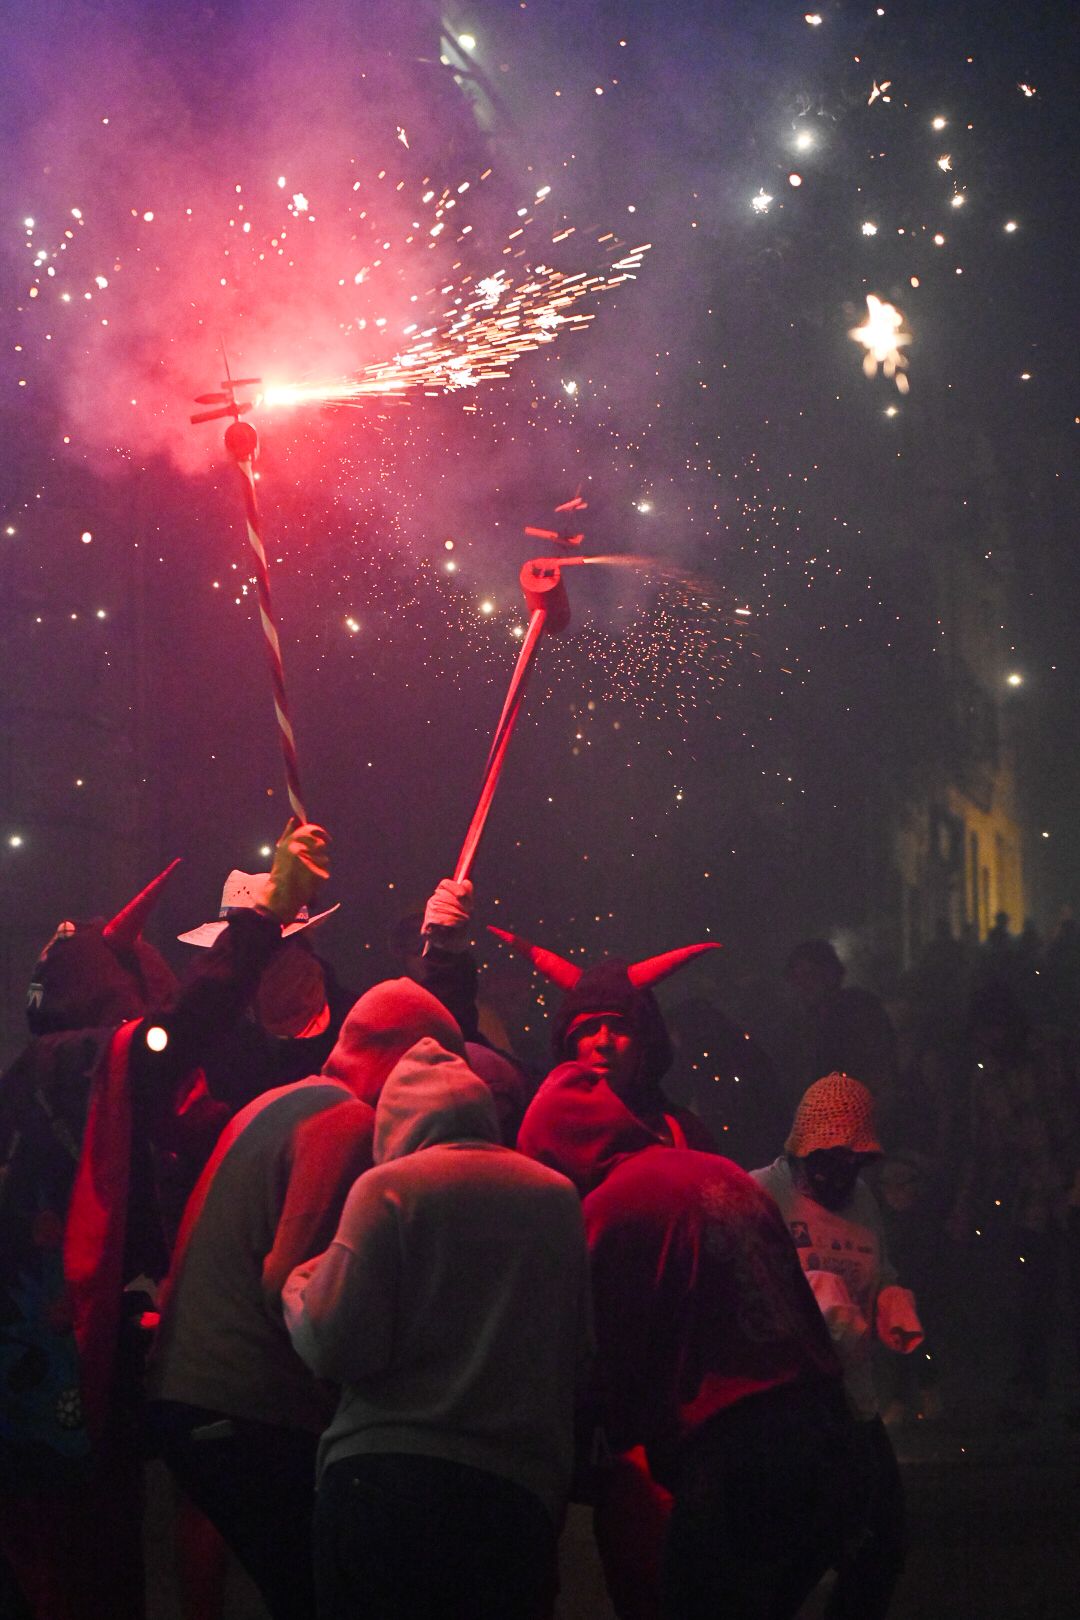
[454, 607, 546, 884]
[452, 558, 571, 884]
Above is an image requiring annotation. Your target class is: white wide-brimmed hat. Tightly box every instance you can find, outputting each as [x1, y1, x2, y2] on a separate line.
[178, 870, 341, 948]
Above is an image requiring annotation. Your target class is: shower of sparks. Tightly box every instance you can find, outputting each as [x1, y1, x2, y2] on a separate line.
[5, 0, 1053, 795]
[13, 157, 650, 464]
[848, 295, 911, 394]
[569, 574, 751, 727]
[259, 244, 650, 409]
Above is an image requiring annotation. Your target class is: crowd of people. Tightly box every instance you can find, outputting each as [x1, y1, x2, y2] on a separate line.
[669, 917, 1080, 1435]
[0, 823, 1076, 1620]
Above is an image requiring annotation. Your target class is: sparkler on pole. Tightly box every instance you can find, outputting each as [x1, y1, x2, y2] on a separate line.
[452, 557, 572, 885]
[190, 356, 308, 822]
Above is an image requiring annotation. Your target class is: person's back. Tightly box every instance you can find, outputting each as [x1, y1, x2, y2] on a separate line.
[285, 1038, 591, 1620]
[303, 1112, 587, 1508]
[151, 1077, 368, 1429]
[582, 1144, 848, 1620]
[583, 1146, 838, 1474]
[149, 977, 462, 1620]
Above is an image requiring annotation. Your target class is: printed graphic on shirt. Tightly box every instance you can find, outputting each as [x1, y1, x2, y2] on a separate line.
[785, 1197, 880, 1319]
[700, 1179, 814, 1345]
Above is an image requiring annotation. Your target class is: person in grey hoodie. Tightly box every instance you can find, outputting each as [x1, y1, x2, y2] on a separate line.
[283, 1037, 592, 1620]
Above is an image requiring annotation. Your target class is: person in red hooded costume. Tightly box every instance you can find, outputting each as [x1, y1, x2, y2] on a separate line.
[511, 934, 853, 1620]
[0, 820, 330, 1620]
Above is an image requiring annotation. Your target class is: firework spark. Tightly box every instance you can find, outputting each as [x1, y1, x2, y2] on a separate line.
[848, 295, 911, 394]
[13, 146, 649, 472]
[259, 245, 650, 409]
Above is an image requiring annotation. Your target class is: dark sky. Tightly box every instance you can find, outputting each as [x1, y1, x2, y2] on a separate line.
[1, 0, 1077, 1056]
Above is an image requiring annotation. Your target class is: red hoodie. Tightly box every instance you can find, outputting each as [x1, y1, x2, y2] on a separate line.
[517, 1063, 839, 1483]
[517, 1060, 717, 1194]
[584, 1149, 840, 1476]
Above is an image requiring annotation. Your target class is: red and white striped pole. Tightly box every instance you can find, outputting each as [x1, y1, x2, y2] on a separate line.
[191, 364, 308, 820]
[222, 419, 307, 823]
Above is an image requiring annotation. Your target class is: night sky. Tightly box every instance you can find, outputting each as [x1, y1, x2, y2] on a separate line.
[1, 0, 1077, 1066]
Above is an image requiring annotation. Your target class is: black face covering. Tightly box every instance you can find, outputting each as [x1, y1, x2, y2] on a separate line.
[797, 1150, 865, 1212]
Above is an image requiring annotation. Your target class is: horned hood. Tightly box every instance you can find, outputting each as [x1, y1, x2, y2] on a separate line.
[26, 860, 181, 1036]
[321, 977, 465, 1106]
[374, 1037, 500, 1164]
[552, 958, 674, 1082]
[489, 927, 721, 1086]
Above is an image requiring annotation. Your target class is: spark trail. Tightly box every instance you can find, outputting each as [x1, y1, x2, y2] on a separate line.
[259, 246, 651, 408]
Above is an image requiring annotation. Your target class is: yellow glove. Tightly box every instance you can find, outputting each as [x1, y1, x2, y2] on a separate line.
[262, 819, 331, 926]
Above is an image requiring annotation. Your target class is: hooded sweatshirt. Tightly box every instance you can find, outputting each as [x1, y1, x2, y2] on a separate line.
[517, 1060, 839, 1483]
[584, 1151, 841, 1483]
[283, 1039, 591, 1521]
[320, 977, 464, 1105]
[149, 980, 462, 1430]
[517, 1061, 716, 1195]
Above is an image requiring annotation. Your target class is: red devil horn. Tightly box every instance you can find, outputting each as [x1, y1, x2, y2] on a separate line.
[103, 858, 182, 947]
[487, 926, 582, 990]
[627, 942, 723, 988]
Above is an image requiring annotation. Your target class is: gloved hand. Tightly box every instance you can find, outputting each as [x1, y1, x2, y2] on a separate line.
[876, 1285, 925, 1353]
[262, 819, 331, 926]
[421, 878, 473, 952]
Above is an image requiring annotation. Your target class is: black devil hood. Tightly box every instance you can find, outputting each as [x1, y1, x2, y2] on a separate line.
[26, 861, 181, 1036]
[552, 958, 673, 1081]
[489, 928, 722, 1086]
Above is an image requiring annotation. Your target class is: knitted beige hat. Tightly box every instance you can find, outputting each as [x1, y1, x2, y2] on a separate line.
[785, 1072, 882, 1157]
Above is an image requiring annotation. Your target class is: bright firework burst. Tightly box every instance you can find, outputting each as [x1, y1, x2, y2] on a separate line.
[848, 295, 912, 394]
